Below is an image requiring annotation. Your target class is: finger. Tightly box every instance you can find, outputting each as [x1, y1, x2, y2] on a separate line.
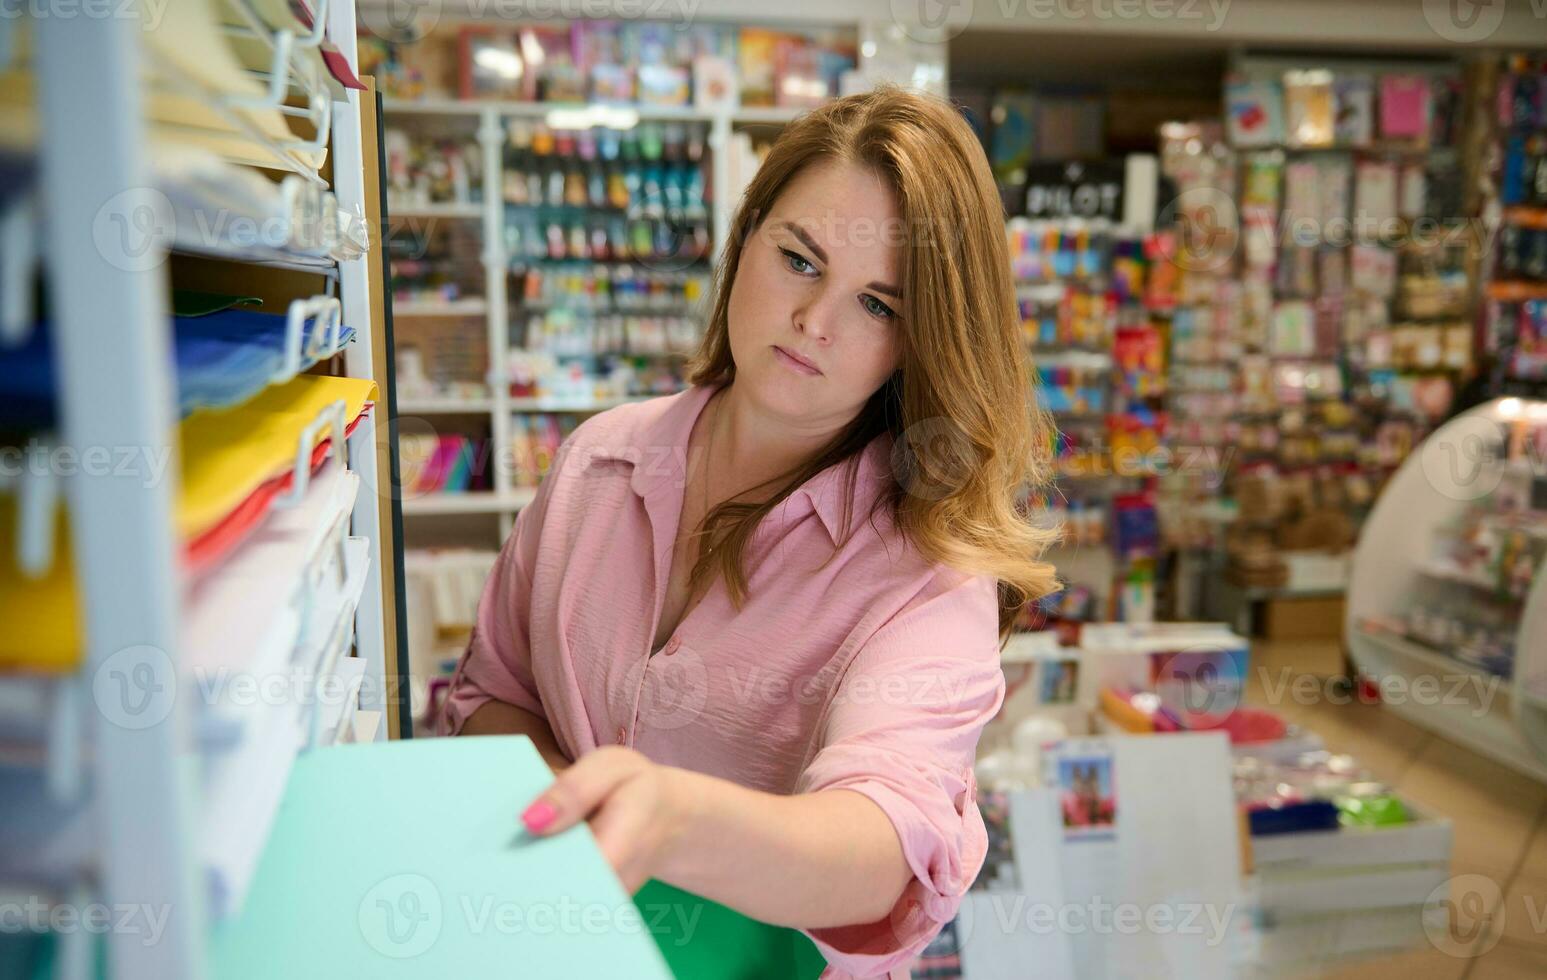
[588, 778, 657, 887]
[521, 747, 639, 836]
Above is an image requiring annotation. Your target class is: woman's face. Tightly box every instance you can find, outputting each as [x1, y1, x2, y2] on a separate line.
[725, 159, 904, 428]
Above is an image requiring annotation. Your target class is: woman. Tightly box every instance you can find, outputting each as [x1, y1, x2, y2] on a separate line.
[441, 85, 1059, 978]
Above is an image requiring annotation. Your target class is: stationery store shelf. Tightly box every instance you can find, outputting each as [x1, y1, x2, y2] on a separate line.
[14, 5, 394, 974]
[381, 98, 807, 128]
[184, 463, 361, 746]
[201, 524, 373, 921]
[392, 298, 487, 318]
[1486, 280, 1547, 302]
[0, 394, 378, 925]
[172, 241, 339, 277]
[380, 98, 487, 116]
[0, 765, 90, 898]
[387, 203, 482, 219]
[1414, 558, 1509, 593]
[0, 676, 55, 743]
[1502, 205, 1547, 230]
[731, 106, 807, 125]
[508, 394, 651, 412]
[1351, 625, 1504, 688]
[397, 395, 495, 414]
[317, 656, 368, 747]
[491, 100, 717, 123]
[384, 97, 703, 123]
[401, 489, 537, 516]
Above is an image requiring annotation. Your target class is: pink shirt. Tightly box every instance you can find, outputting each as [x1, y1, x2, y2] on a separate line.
[442, 383, 1004, 979]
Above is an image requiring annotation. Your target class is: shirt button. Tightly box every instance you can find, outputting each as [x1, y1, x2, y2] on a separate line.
[615, 726, 627, 745]
[663, 636, 682, 656]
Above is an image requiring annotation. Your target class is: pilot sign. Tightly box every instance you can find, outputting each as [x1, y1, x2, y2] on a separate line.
[1019, 161, 1126, 221]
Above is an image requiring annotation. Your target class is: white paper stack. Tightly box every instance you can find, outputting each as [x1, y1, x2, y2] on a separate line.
[1248, 804, 1453, 971]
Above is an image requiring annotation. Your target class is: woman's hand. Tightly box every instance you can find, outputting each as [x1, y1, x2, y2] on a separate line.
[519, 746, 692, 892]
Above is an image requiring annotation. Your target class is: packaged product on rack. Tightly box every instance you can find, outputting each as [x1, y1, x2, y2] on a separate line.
[692, 55, 738, 110]
[1333, 73, 1375, 147]
[1379, 73, 1432, 143]
[385, 128, 481, 208]
[458, 27, 525, 101]
[737, 27, 783, 108]
[1284, 69, 1335, 149]
[1225, 76, 1284, 148]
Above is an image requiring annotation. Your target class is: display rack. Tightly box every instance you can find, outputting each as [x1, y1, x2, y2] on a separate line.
[382, 97, 804, 537]
[1480, 55, 1547, 394]
[1151, 53, 1491, 631]
[9, 1, 392, 975]
[1346, 397, 1547, 781]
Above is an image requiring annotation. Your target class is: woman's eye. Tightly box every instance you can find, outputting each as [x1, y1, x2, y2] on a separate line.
[780, 248, 815, 274]
[862, 294, 897, 320]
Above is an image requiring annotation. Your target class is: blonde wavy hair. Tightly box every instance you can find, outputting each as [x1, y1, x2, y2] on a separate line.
[683, 85, 1060, 639]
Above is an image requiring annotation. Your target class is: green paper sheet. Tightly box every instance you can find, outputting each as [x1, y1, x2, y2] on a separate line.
[211, 736, 671, 979]
[634, 881, 826, 980]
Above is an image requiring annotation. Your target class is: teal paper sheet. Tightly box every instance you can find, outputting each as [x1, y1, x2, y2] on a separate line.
[210, 736, 672, 979]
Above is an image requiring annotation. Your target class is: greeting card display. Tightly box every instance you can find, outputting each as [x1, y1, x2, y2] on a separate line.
[1284, 70, 1335, 149]
[1226, 78, 1284, 148]
[1380, 74, 1432, 141]
[1333, 74, 1375, 147]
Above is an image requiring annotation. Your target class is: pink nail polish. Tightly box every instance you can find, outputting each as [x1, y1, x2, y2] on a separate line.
[522, 800, 557, 833]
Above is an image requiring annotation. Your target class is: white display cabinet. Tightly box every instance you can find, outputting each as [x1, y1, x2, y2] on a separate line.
[1346, 397, 1547, 781]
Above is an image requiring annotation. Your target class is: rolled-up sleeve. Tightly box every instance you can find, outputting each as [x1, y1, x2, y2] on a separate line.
[794, 572, 1004, 979]
[437, 457, 559, 736]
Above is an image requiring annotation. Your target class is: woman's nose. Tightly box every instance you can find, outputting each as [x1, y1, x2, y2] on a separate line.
[793, 290, 837, 344]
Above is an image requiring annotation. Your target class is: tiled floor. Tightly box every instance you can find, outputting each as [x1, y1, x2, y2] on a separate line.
[1246, 639, 1547, 979]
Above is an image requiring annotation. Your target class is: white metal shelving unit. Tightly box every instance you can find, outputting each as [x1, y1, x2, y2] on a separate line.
[1346, 398, 1547, 782]
[20, 1, 389, 975]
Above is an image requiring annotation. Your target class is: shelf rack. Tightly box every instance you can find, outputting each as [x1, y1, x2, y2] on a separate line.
[382, 97, 807, 538]
[21, 2, 392, 975]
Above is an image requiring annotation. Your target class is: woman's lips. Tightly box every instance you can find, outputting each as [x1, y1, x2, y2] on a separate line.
[773, 345, 822, 376]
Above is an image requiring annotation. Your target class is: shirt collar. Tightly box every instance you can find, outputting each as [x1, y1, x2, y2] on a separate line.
[785, 435, 893, 544]
[585, 383, 893, 545]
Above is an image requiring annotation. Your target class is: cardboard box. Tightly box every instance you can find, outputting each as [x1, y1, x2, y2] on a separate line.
[1275, 509, 1354, 551]
[1282, 550, 1350, 592]
[1235, 474, 1282, 522]
[1262, 595, 1345, 642]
